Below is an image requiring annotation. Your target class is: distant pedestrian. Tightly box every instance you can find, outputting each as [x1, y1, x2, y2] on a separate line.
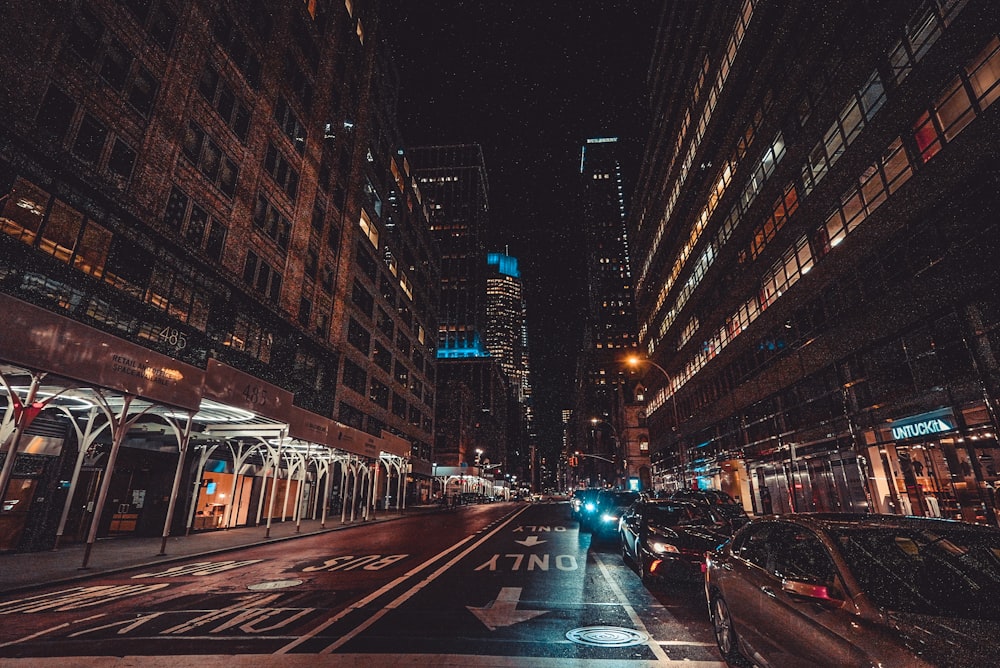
[760, 486, 773, 514]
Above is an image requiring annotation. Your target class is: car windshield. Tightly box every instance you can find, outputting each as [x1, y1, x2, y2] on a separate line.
[601, 492, 638, 508]
[832, 526, 1000, 620]
[646, 504, 709, 529]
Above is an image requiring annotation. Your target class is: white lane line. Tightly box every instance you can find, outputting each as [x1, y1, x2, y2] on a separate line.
[0, 613, 106, 648]
[592, 553, 672, 663]
[275, 505, 529, 654]
[274, 535, 474, 653]
[319, 504, 532, 653]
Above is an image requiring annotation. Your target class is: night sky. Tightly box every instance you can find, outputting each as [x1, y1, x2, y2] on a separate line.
[381, 2, 657, 455]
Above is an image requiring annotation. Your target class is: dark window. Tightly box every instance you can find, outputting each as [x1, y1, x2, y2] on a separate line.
[347, 317, 371, 353]
[305, 245, 319, 280]
[338, 401, 364, 430]
[205, 220, 226, 261]
[100, 38, 132, 91]
[298, 296, 311, 327]
[274, 96, 306, 153]
[182, 122, 204, 162]
[321, 264, 334, 293]
[355, 242, 376, 280]
[36, 86, 76, 139]
[394, 361, 408, 386]
[392, 393, 407, 419]
[73, 113, 108, 164]
[264, 141, 299, 200]
[106, 234, 153, 289]
[107, 139, 136, 180]
[127, 67, 158, 115]
[164, 187, 188, 229]
[185, 204, 208, 244]
[373, 340, 391, 372]
[369, 378, 389, 408]
[149, 3, 178, 51]
[66, 2, 104, 62]
[351, 279, 374, 316]
[252, 193, 291, 251]
[342, 358, 367, 395]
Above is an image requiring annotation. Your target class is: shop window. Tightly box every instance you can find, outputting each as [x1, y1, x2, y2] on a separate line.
[38, 199, 83, 262]
[73, 219, 112, 278]
[0, 177, 49, 244]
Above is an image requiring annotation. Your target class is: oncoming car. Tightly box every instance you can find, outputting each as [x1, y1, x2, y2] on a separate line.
[589, 490, 639, 540]
[705, 514, 1000, 667]
[569, 488, 600, 523]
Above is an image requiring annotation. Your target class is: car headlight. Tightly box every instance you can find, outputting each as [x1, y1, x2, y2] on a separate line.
[647, 539, 680, 554]
[584, 502, 596, 512]
[601, 513, 619, 523]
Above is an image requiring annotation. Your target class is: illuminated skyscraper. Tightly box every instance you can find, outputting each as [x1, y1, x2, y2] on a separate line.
[485, 251, 531, 403]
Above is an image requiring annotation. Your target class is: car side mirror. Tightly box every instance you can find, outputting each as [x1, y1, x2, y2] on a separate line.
[782, 579, 843, 605]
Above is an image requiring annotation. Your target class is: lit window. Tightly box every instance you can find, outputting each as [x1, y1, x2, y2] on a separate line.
[359, 209, 378, 247]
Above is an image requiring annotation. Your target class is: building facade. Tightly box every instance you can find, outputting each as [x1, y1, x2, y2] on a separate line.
[410, 143, 490, 357]
[574, 136, 642, 487]
[0, 0, 440, 552]
[630, 0, 1000, 524]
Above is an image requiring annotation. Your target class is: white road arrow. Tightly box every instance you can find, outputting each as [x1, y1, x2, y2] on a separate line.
[514, 536, 546, 547]
[467, 587, 548, 631]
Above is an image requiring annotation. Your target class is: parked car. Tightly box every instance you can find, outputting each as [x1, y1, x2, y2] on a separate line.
[705, 514, 1000, 667]
[619, 499, 733, 586]
[589, 490, 639, 540]
[569, 488, 600, 522]
[669, 488, 750, 531]
[669, 488, 738, 506]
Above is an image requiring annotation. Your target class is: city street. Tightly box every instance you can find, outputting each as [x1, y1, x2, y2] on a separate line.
[0, 502, 723, 666]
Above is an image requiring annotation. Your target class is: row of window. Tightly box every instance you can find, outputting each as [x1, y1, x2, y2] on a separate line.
[0, 175, 238, 344]
[636, 0, 758, 289]
[648, 0, 974, 359]
[649, 30, 1000, 420]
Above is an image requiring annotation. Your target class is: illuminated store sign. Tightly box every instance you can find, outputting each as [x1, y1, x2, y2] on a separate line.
[887, 408, 957, 441]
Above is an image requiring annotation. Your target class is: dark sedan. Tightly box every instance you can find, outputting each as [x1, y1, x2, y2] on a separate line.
[619, 499, 732, 586]
[705, 513, 1000, 667]
[588, 490, 639, 540]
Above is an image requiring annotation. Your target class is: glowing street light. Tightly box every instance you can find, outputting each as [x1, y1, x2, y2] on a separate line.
[624, 355, 686, 486]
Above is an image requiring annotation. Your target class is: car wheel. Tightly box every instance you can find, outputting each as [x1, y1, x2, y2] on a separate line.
[710, 594, 744, 666]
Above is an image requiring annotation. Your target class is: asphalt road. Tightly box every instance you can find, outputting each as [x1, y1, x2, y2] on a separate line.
[0, 502, 725, 667]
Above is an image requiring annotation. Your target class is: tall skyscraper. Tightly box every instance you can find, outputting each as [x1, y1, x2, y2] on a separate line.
[409, 144, 490, 357]
[573, 136, 640, 487]
[629, 0, 1000, 523]
[485, 251, 531, 403]
[580, 137, 639, 389]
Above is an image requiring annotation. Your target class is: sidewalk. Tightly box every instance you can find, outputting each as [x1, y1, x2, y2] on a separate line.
[0, 505, 444, 596]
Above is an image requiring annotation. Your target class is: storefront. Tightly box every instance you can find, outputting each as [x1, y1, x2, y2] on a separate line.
[865, 404, 999, 525]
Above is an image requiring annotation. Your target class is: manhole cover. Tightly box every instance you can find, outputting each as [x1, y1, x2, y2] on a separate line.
[247, 579, 302, 591]
[566, 626, 650, 647]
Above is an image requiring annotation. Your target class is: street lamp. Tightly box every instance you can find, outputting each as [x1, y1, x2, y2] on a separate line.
[625, 354, 686, 487]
